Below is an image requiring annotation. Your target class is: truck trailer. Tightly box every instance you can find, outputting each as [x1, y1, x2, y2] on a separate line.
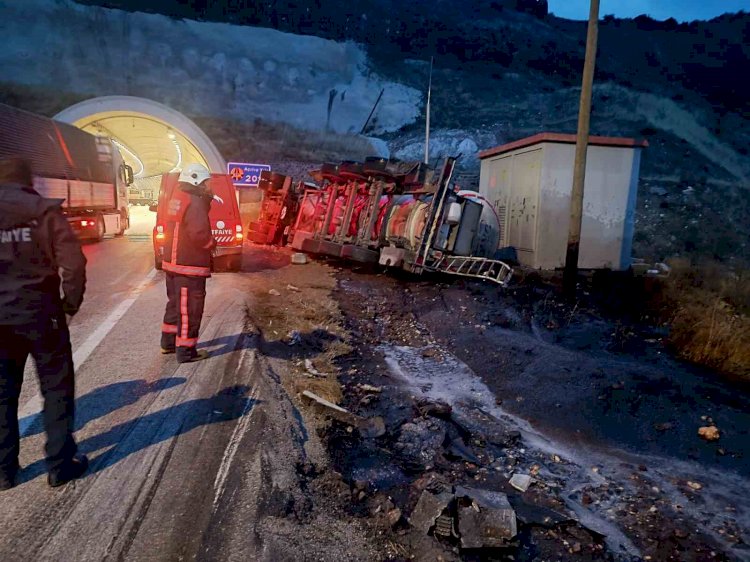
[286, 157, 513, 286]
[0, 103, 133, 241]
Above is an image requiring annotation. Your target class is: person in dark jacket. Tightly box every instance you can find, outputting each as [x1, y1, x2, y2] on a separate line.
[160, 163, 216, 363]
[0, 157, 89, 491]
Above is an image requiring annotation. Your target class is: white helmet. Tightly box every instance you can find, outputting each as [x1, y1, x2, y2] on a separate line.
[178, 163, 211, 186]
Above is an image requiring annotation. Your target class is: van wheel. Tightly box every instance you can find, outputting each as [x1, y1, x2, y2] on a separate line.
[154, 255, 163, 270]
[213, 254, 242, 272]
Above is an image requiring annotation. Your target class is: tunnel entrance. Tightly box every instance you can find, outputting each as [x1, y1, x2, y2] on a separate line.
[55, 96, 226, 205]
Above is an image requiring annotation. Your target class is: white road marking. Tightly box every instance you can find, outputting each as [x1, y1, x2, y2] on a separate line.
[18, 268, 158, 435]
[212, 351, 258, 511]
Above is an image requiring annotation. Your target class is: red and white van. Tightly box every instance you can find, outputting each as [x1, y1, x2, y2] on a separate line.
[151, 172, 243, 272]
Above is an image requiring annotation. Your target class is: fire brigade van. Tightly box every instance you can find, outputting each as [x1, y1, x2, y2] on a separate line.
[150, 172, 243, 272]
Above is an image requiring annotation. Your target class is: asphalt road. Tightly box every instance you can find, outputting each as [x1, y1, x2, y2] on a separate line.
[1, 213, 275, 561]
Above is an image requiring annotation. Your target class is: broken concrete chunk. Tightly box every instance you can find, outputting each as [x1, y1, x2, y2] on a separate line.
[409, 490, 453, 534]
[455, 486, 518, 547]
[394, 418, 447, 472]
[509, 474, 532, 492]
[291, 252, 309, 265]
[286, 284, 301, 292]
[698, 425, 720, 441]
[268, 288, 281, 296]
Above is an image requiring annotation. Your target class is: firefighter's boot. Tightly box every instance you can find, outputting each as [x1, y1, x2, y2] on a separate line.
[48, 454, 89, 488]
[176, 348, 209, 364]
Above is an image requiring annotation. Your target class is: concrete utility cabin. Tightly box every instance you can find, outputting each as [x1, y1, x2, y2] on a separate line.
[478, 133, 648, 271]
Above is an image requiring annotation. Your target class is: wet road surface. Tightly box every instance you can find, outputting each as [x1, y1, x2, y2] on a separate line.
[1, 220, 271, 560]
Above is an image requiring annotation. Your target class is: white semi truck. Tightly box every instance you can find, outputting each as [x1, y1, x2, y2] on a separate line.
[0, 103, 133, 241]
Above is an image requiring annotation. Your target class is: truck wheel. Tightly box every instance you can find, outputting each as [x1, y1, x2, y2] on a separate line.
[115, 209, 128, 237]
[95, 214, 105, 242]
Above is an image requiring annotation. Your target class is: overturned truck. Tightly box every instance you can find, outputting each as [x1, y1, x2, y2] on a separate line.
[251, 157, 513, 285]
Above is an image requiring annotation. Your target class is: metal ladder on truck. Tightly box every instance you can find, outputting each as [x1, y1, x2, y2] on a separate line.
[413, 156, 514, 287]
[426, 254, 514, 286]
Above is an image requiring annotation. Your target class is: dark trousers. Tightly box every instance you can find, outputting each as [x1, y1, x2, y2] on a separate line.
[161, 273, 207, 361]
[0, 315, 77, 477]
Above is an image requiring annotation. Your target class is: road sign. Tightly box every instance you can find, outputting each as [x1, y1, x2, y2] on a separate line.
[227, 162, 271, 187]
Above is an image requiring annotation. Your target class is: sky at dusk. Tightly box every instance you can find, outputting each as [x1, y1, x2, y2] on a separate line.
[548, 0, 749, 21]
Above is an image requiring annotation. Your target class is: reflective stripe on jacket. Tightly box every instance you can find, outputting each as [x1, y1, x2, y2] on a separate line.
[161, 182, 215, 277]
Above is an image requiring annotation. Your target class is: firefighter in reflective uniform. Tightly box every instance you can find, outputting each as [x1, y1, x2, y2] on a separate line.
[160, 164, 216, 363]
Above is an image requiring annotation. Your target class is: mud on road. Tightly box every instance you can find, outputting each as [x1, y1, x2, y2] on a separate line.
[225, 247, 748, 561]
[318, 267, 749, 562]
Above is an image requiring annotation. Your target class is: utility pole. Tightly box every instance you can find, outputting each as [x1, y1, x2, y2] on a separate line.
[425, 56, 434, 165]
[563, 0, 600, 297]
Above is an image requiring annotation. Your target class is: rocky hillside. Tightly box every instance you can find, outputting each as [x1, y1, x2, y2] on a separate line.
[7, 0, 750, 264]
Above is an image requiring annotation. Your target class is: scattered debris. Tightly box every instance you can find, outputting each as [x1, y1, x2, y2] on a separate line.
[360, 417, 386, 439]
[445, 437, 480, 464]
[455, 486, 517, 548]
[434, 514, 457, 538]
[415, 397, 452, 419]
[450, 409, 520, 448]
[421, 347, 443, 360]
[286, 284, 301, 292]
[687, 481, 703, 491]
[285, 330, 302, 346]
[268, 288, 281, 296]
[291, 252, 308, 265]
[511, 498, 574, 528]
[654, 422, 674, 432]
[394, 418, 447, 471]
[360, 384, 382, 393]
[300, 390, 385, 438]
[509, 474, 532, 492]
[698, 425, 721, 441]
[410, 490, 453, 534]
[386, 507, 402, 528]
[305, 358, 327, 377]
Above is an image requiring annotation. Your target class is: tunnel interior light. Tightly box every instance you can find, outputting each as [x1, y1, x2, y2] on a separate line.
[167, 130, 176, 140]
[169, 138, 183, 173]
[111, 138, 145, 177]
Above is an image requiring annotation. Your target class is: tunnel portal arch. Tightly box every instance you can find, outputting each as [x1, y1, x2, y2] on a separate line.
[55, 96, 226, 175]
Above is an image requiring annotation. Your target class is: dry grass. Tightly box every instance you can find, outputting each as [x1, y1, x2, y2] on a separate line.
[660, 261, 750, 379]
